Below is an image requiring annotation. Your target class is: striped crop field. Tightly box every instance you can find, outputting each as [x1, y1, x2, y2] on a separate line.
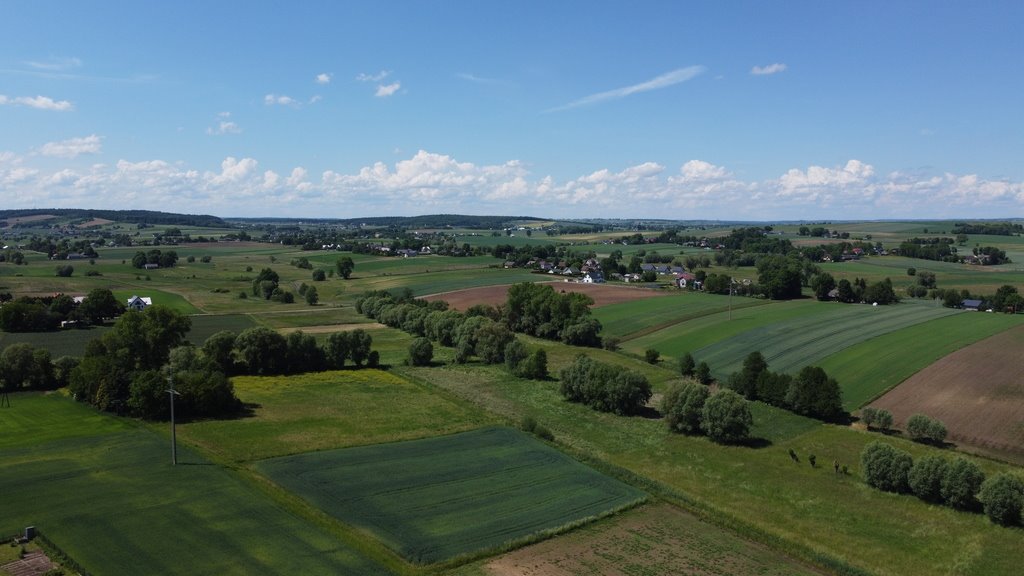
[693, 300, 959, 379]
[594, 291, 769, 340]
[257, 426, 646, 565]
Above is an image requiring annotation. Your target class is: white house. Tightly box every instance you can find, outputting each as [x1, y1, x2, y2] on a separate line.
[582, 272, 605, 284]
[126, 295, 153, 311]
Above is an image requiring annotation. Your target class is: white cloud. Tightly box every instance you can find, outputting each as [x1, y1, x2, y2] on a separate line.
[456, 72, 507, 85]
[356, 70, 390, 82]
[24, 57, 82, 71]
[315, 73, 331, 84]
[309, 95, 322, 104]
[751, 63, 787, 76]
[206, 121, 242, 136]
[38, 135, 103, 158]
[375, 82, 401, 97]
[0, 94, 74, 111]
[547, 66, 704, 112]
[264, 94, 297, 106]
[4, 149, 1023, 219]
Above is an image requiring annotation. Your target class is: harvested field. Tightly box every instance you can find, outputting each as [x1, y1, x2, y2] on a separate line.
[424, 281, 670, 310]
[77, 217, 113, 228]
[483, 504, 822, 576]
[869, 323, 1024, 463]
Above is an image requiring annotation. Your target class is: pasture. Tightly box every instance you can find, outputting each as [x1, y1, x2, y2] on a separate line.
[869, 323, 1024, 463]
[594, 290, 769, 340]
[257, 427, 646, 565]
[0, 393, 393, 576]
[176, 369, 490, 462]
[404, 362, 1024, 576]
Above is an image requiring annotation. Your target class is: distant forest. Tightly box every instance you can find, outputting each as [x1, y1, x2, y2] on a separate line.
[0, 209, 227, 228]
[228, 214, 547, 229]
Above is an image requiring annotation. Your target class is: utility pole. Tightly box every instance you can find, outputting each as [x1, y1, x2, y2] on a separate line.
[166, 373, 180, 465]
[729, 277, 734, 320]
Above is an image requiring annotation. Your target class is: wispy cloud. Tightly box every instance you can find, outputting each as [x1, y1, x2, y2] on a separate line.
[24, 57, 82, 71]
[315, 72, 331, 84]
[0, 94, 74, 111]
[38, 135, 102, 158]
[356, 70, 391, 82]
[546, 66, 705, 112]
[264, 94, 298, 106]
[751, 63, 787, 76]
[376, 82, 401, 98]
[207, 121, 242, 136]
[456, 72, 508, 86]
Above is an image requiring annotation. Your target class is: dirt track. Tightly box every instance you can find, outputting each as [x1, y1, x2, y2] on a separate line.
[423, 281, 670, 311]
[869, 323, 1024, 462]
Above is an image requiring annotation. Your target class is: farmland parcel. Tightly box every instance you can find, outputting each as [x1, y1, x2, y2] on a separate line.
[258, 427, 646, 564]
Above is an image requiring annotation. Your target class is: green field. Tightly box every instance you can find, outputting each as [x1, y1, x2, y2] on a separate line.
[0, 326, 109, 357]
[693, 300, 960, 379]
[349, 268, 540, 296]
[818, 311, 1024, 409]
[176, 369, 491, 462]
[0, 393, 392, 576]
[404, 363, 1024, 576]
[257, 427, 646, 565]
[593, 291, 769, 340]
[186, 313, 259, 344]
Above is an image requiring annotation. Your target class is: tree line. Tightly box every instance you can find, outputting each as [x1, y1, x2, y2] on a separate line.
[0, 288, 124, 332]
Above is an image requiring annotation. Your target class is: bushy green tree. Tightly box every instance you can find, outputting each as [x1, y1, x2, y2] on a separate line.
[336, 256, 355, 279]
[645, 348, 660, 364]
[695, 361, 712, 385]
[700, 389, 752, 444]
[0, 343, 55, 390]
[285, 331, 325, 373]
[679, 352, 695, 377]
[559, 355, 651, 416]
[909, 455, 949, 503]
[978, 473, 1024, 526]
[906, 413, 947, 444]
[324, 331, 350, 368]
[347, 329, 373, 366]
[504, 339, 528, 373]
[662, 382, 709, 434]
[408, 337, 434, 366]
[234, 326, 288, 375]
[202, 330, 237, 374]
[941, 457, 985, 511]
[861, 441, 913, 493]
[785, 365, 844, 421]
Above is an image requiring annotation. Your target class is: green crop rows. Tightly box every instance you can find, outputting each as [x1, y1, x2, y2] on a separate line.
[258, 426, 645, 564]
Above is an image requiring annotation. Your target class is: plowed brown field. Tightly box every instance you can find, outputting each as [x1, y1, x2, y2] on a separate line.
[869, 323, 1024, 463]
[423, 281, 669, 310]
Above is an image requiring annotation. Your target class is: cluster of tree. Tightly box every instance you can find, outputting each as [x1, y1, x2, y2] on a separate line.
[896, 237, 958, 262]
[905, 413, 948, 444]
[0, 249, 26, 265]
[0, 289, 124, 332]
[0, 208, 227, 228]
[724, 353, 845, 422]
[927, 284, 1023, 312]
[202, 326, 376, 377]
[0, 343, 70, 392]
[68, 305, 239, 420]
[859, 406, 894, 430]
[296, 283, 319, 305]
[951, 222, 1023, 236]
[131, 249, 179, 269]
[678, 352, 712, 384]
[662, 383, 752, 444]
[809, 273, 899, 305]
[559, 355, 651, 416]
[504, 282, 602, 347]
[969, 245, 1011, 265]
[797, 226, 851, 239]
[250, 268, 294, 303]
[719, 226, 792, 254]
[861, 441, 1024, 526]
[20, 236, 100, 259]
[357, 290, 548, 378]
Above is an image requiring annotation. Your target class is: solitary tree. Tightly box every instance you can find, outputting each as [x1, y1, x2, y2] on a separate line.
[304, 285, 319, 306]
[679, 352, 696, 377]
[336, 257, 355, 279]
[700, 390, 752, 444]
[662, 382, 709, 435]
[978, 473, 1024, 526]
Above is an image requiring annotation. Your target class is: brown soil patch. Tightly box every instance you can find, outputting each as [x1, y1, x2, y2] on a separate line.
[77, 218, 113, 228]
[277, 322, 384, 335]
[424, 282, 670, 311]
[1, 550, 54, 576]
[870, 324, 1024, 463]
[484, 504, 822, 576]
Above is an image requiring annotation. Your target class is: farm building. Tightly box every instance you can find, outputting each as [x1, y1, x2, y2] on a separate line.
[961, 299, 983, 311]
[126, 295, 153, 311]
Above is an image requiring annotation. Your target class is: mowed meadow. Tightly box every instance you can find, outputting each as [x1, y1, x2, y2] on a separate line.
[2, 216, 1024, 576]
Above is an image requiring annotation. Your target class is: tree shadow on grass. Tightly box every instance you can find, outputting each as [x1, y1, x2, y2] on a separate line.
[737, 436, 773, 449]
[634, 405, 662, 420]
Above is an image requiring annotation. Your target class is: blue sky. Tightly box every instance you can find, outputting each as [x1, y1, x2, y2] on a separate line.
[2, 1, 1022, 220]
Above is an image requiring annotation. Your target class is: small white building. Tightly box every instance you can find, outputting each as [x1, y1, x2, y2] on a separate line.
[126, 295, 153, 311]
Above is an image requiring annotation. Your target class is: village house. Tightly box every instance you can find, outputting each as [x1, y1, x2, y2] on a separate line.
[126, 295, 153, 311]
